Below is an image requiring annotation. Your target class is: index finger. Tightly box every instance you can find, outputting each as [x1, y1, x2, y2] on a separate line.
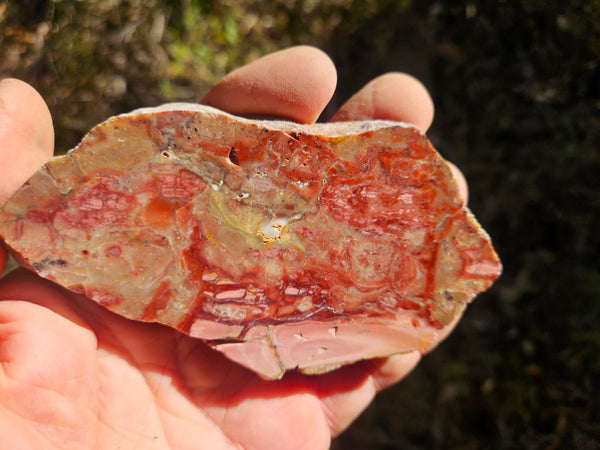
[202, 46, 337, 124]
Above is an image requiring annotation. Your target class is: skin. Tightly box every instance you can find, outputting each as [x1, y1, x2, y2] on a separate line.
[0, 46, 468, 449]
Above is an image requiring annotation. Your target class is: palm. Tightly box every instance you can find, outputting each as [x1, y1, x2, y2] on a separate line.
[0, 47, 464, 449]
[0, 269, 411, 449]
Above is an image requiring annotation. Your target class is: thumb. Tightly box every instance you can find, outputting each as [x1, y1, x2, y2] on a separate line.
[0, 78, 54, 205]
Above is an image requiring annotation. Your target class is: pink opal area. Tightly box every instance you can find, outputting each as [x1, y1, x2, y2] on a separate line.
[0, 104, 501, 379]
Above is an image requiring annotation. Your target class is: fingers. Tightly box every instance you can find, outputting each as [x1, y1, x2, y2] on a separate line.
[369, 351, 421, 393]
[202, 46, 337, 124]
[0, 79, 54, 205]
[313, 351, 421, 437]
[330, 72, 435, 132]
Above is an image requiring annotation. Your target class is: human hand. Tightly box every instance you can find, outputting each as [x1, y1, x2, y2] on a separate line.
[0, 46, 468, 449]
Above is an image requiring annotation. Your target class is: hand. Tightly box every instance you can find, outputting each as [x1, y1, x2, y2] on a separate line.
[0, 46, 468, 449]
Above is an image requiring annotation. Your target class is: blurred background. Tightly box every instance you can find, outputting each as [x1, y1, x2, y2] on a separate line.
[1, 0, 598, 448]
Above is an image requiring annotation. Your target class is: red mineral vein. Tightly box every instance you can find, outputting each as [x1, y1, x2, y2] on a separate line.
[143, 280, 173, 321]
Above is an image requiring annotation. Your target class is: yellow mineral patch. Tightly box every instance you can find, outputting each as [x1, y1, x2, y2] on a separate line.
[208, 185, 303, 250]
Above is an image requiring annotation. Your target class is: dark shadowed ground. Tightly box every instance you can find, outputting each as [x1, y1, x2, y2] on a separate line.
[1, 1, 598, 448]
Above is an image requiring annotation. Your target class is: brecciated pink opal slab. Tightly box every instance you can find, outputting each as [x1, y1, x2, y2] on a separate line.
[0, 104, 501, 379]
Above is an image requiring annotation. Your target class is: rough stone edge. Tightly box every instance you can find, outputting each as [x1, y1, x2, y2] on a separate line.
[124, 102, 419, 137]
